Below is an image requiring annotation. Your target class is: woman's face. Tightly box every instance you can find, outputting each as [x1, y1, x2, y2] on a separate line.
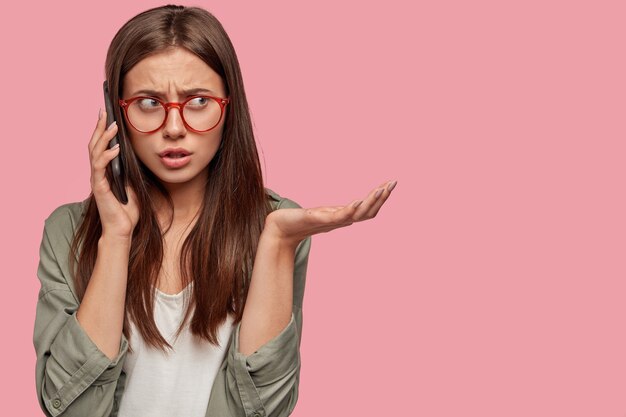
[121, 47, 227, 188]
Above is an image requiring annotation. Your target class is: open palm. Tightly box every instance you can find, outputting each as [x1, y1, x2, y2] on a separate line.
[264, 180, 398, 248]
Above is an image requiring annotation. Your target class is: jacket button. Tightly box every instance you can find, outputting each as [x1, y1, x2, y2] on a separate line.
[252, 413, 261, 417]
[52, 399, 61, 408]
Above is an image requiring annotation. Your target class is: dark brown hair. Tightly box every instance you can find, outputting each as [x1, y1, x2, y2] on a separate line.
[69, 4, 272, 354]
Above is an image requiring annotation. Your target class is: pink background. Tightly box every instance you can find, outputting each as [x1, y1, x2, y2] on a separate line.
[3, 0, 625, 415]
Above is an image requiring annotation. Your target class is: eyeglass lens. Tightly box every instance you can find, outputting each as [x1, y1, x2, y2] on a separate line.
[127, 97, 223, 132]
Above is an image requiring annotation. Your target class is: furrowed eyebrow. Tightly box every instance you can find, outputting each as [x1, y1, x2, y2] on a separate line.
[130, 88, 216, 97]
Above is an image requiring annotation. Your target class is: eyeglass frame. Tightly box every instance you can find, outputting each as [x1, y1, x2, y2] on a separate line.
[118, 94, 230, 134]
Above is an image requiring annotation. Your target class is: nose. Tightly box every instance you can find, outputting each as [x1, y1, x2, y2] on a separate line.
[162, 105, 187, 138]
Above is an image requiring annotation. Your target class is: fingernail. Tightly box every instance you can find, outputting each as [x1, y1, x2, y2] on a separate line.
[107, 121, 117, 130]
[352, 200, 363, 208]
[374, 188, 383, 198]
[387, 180, 398, 192]
[98, 108, 102, 120]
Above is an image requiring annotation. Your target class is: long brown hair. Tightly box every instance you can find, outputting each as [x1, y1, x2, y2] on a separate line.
[69, 4, 272, 354]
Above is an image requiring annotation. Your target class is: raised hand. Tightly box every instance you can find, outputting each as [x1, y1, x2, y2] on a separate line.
[88, 109, 140, 239]
[264, 180, 398, 248]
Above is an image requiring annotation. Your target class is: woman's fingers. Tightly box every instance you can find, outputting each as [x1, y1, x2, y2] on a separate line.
[364, 180, 397, 218]
[97, 120, 119, 156]
[312, 180, 398, 224]
[89, 109, 118, 155]
[350, 180, 392, 209]
[91, 121, 119, 171]
[353, 180, 397, 221]
[313, 180, 398, 225]
[89, 111, 121, 192]
[91, 129, 119, 178]
[91, 145, 121, 193]
[89, 108, 108, 153]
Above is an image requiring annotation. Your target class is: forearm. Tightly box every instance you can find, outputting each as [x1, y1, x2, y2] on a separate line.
[238, 225, 298, 356]
[76, 235, 131, 360]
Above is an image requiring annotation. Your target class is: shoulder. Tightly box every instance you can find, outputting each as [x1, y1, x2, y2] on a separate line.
[264, 187, 303, 210]
[38, 198, 89, 293]
[43, 198, 89, 241]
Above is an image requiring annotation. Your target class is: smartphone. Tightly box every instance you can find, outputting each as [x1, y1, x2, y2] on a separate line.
[103, 80, 128, 204]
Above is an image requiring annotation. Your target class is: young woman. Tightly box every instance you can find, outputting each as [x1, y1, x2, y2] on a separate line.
[33, 5, 397, 417]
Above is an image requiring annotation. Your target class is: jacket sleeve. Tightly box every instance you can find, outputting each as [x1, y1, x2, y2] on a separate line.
[33, 206, 129, 417]
[206, 197, 312, 417]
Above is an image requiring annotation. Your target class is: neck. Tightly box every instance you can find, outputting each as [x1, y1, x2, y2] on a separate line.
[153, 171, 207, 226]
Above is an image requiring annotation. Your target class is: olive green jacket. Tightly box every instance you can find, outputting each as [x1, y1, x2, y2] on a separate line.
[33, 188, 312, 417]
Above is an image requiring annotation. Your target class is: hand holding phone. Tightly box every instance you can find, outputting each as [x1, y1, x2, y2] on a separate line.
[88, 81, 139, 238]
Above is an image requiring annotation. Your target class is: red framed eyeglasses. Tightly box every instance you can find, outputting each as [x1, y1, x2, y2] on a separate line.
[118, 94, 230, 133]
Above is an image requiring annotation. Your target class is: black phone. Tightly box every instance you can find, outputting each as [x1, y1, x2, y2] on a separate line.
[103, 80, 128, 204]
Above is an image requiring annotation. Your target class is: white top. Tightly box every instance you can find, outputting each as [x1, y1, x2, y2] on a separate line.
[118, 282, 236, 417]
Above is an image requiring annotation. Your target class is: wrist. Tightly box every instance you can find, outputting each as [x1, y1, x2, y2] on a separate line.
[261, 222, 300, 253]
[99, 234, 133, 247]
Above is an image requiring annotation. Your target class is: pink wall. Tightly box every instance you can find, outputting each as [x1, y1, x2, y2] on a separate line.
[6, 0, 626, 416]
